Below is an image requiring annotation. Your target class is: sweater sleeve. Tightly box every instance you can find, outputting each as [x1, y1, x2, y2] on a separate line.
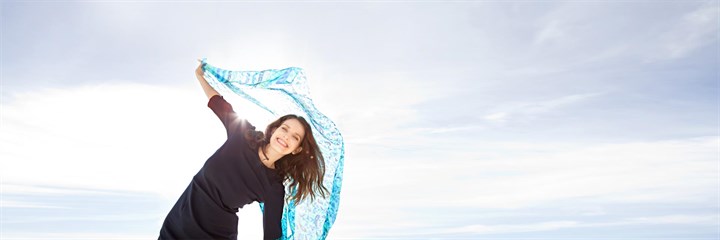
[263, 186, 285, 240]
[208, 95, 255, 138]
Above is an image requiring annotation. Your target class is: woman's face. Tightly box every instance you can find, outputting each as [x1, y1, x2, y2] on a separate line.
[269, 118, 306, 156]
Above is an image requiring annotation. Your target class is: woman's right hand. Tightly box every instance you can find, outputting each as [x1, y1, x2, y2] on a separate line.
[195, 59, 205, 76]
[196, 59, 220, 99]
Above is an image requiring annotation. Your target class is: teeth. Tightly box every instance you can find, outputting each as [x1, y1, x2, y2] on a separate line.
[277, 138, 287, 148]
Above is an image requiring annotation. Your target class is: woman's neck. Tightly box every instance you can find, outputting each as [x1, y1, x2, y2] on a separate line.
[258, 144, 282, 169]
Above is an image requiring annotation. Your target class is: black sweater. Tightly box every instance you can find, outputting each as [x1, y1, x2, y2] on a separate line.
[159, 95, 284, 240]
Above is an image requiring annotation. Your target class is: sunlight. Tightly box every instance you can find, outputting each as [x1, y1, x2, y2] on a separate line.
[0, 84, 222, 198]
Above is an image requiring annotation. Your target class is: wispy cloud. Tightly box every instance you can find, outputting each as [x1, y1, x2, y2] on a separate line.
[483, 92, 604, 124]
[527, 2, 718, 67]
[649, 3, 719, 61]
[0, 200, 68, 209]
[534, 19, 568, 46]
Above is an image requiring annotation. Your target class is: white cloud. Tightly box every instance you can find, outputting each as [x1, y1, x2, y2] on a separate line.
[525, 2, 718, 67]
[442, 220, 580, 235]
[650, 3, 719, 61]
[383, 213, 719, 237]
[483, 112, 508, 122]
[483, 92, 603, 124]
[3, 213, 158, 224]
[0, 200, 68, 209]
[447, 136, 716, 208]
[626, 214, 719, 225]
[1, 232, 152, 240]
[534, 20, 568, 46]
[329, 135, 718, 237]
[1, 184, 139, 196]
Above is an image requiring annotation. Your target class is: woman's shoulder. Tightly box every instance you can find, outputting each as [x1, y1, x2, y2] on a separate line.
[235, 119, 263, 148]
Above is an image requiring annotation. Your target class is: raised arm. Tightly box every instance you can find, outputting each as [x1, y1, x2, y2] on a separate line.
[196, 61, 220, 99]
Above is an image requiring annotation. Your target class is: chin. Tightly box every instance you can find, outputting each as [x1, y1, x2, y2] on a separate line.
[271, 139, 290, 155]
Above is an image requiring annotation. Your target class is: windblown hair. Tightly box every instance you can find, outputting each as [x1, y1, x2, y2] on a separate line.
[244, 114, 330, 204]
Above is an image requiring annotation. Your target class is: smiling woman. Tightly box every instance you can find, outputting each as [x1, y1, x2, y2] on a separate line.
[158, 60, 343, 240]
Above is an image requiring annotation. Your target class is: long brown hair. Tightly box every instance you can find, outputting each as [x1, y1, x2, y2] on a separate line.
[244, 114, 330, 204]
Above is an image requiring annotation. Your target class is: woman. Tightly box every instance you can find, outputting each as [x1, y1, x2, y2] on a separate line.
[159, 62, 329, 240]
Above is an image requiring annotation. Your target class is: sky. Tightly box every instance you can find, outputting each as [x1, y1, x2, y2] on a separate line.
[1, 0, 719, 239]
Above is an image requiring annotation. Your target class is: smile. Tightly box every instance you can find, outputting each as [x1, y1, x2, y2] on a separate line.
[276, 138, 288, 148]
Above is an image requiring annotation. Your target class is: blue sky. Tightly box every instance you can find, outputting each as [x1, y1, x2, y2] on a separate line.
[1, 1, 718, 239]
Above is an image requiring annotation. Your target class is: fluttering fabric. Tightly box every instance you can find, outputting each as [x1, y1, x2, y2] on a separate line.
[200, 59, 344, 240]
